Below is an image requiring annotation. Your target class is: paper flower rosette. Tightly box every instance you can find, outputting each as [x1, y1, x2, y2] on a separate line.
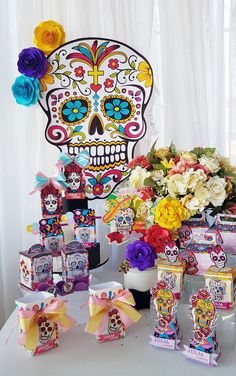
[85, 282, 141, 343]
[183, 288, 220, 366]
[149, 281, 181, 350]
[15, 292, 75, 355]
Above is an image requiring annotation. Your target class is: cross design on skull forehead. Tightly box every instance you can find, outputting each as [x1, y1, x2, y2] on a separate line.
[38, 38, 153, 199]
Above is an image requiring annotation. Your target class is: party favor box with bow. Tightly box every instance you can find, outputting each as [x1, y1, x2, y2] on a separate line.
[16, 292, 74, 356]
[19, 244, 53, 291]
[73, 209, 96, 247]
[62, 240, 89, 288]
[157, 260, 185, 300]
[85, 281, 141, 343]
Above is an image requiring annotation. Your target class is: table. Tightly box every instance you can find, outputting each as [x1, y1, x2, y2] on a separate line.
[0, 272, 236, 376]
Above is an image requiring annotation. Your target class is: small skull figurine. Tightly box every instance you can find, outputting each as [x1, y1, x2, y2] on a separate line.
[209, 279, 226, 301]
[179, 250, 198, 275]
[108, 309, 123, 333]
[164, 241, 179, 263]
[209, 246, 227, 269]
[177, 225, 192, 248]
[38, 317, 55, 344]
[114, 208, 134, 233]
[44, 194, 58, 214]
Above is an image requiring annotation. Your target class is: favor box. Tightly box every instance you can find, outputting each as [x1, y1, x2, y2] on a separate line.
[157, 261, 184, 300]
[64, 162, 86, 199]
[62, 241, 89, 287]
[73, 208, 96, 247]
[15, 292, 59, 355]
[19, 244, 53, 291]
[41, 182, 63, 218]
[89, 281, 125, 342]
[212, 214, 236, 255]
[205, 266, 236, 310]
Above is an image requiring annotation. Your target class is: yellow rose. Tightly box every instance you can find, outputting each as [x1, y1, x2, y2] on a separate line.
[206, 176, 227, 207]
[34, 20, 66, 55]
[154, 197, 190, 229]
[129, 166, 150, 189]
[154, 147, 170, 159]
[180, 152, 197, 163]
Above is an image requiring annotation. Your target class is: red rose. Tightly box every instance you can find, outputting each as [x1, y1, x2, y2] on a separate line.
[127, 155, 151, 170]
[144, 225, 172, 253]
[197, 289, 211, 300]
[227, 203, 236, 215]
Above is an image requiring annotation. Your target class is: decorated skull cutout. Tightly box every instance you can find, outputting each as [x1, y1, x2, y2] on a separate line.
[34, 256, 52, 283]
[44, 194, 58, 213]
[38, 318, 55, 344]
[67, 172, 81, 191]
[177, 225, 192, 248]
[194, 299, 215, 329]
[38, 38, 153, 199]
[155, 289, 175, 316]
[164, 241, 179, 263]
[108, 309, 123, 333]
[161, 271, 177, 290]
[209, 246, 227, 269]
[209, 279, 226, 301]
[78, 228, 91, 242]
[114, 208, 134, 233]
[67, 254, 87, 278]
[179, 250, 198, 275]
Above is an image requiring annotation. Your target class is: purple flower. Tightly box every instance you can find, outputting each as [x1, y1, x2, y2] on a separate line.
[125, 240, 157, 271]
[17, 47, 48, 79]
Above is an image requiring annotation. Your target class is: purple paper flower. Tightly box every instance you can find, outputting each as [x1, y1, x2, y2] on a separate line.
[125, 240, 157, 271]
[17, 47, 48, 79]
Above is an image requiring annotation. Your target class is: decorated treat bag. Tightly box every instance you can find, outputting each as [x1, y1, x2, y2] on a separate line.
[183, 289, 220, 366]
[85, 281, 141, 343]
[149, 281, 181, 350]
[204, 246, 235, 309]
[73, 209, 96, 247]
[39, 217, 65, 273]
[19, 244, 53, 291]
[57, 151, 90, 199]
[61, 240, 89, 289]
[16, 292, 74, 356]
[30, 172, 68, 218]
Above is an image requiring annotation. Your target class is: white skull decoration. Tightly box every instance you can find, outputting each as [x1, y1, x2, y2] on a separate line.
[209, 246, 227, 269]
[114, 208, 134, 233]
[44, 194, 58, 213]
[67, 172, 81, 191]
[164, 241, 179, 263]
[34, 256, 52, 282]
[39, 318, 55, 344]
[67, 254, 87, 278]
[39, 38, 153, 199]
[78, 228, 90, 242]
[108, 309, 123, 333]
[177, 225, 192, 248]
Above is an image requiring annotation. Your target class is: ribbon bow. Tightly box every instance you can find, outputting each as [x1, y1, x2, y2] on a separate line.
[57, 151, 90, 169]
[85, 290, 141, 335]
[30, 171, 69, 194]
[18, 298, 75, 350]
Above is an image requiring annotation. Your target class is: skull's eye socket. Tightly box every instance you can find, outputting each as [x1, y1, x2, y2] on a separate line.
[158, 298, 163, 303]
[47, 327, 53, 332]
[45, 200, 50, 205]
[52, 200, 57, 205]
[179, 233, 184, 238]
[220, 256, 226, 261]
[111, 319, 115, 323]
[212, 256, 218, 261]
[102, 96, 134, 123]
[59, 96, 90, 125]
[186, 231, 190, 236]
[75, 179, 80, 183]
[125, 216, 131, 222]
[196, 309, 202, 315]
[188, 257, 194, 263]
[206, 311, 213, 317]
[117, 320, 121, 325]
[167, 299, 172, 304]
[71, 261, 76, 268]
[117, 217, 123, 223]
[166, 250, 171, 255]
[36, 266, 43, 272]
[173, 250, 178, 255]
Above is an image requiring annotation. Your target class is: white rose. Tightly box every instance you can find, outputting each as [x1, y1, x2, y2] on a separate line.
[194, 185, 211, 210]
[199, 155, 220, 173]
[151, 170, 165, 186]
[129, 166, 150, 189]
[206, 176, 227, 207]
[183, 169, 207, 192]
[167, 174, 189, 196]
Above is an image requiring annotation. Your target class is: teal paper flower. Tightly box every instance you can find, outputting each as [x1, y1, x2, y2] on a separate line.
[11, 75, 41, 106]
[62, 100, 87, 122]
[105, 99, 130, 120]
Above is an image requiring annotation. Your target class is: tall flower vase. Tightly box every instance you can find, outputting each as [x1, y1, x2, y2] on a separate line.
[123, 267, 158, 309]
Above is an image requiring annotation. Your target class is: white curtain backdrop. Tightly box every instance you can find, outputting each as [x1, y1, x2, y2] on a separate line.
[0, 0, 232, 327]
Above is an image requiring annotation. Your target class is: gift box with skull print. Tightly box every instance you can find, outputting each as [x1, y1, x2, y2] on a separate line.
[73, 208, 96, 247]
[61, 240, 89, 284]
[19, 244, 53, 291]
[39, 217, 65, 273]
[16, 292, 59, 356]
[64, 162, 86, 199]
[89, 281, 126, 343]
[205, 266, 235, 310]
[157, 261, 184, 300]
[41, 182, 63, 218]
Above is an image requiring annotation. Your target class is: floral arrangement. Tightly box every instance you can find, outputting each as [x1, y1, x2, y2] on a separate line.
[12, 20, 66, 106]
[118, 142, 236, 273]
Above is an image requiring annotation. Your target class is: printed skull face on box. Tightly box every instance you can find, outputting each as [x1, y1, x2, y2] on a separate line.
[38, 38, 153, 199]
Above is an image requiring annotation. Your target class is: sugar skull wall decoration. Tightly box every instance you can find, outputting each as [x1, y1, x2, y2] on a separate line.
[12, 21, 153, 199]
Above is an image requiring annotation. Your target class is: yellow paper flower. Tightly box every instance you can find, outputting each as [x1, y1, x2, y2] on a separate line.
[154, 197, 190, 229]
[137, 61, 153, 88]
[34, 20, 66, 55]
[161, 158, 174, 169]
[154, 147, 170, 159]
[40, 63, 54, 91]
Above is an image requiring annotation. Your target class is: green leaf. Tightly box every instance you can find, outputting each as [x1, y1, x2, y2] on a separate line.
[79, 79, 87, 85]
[63, 71, 71, 76]
[143, 177, 156, 187]
[190, 147, 204, 157]
[72, 81, 77, 89]
[55, 53, 60, 62]
[204, 147, 216, 157]
[110, 73, 117, 78]
[55, 73, 62, 80]
[58, 64, 66, 70]
[130, 61, 136, 69]
[152, 163, 165, 170]
[115, 87, 120, 94]
[125, 69, 131, 75]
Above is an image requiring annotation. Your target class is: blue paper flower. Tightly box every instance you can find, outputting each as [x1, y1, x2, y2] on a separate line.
[62, 100, 87, 122]
[105, 98, 130, 120]
[11, 75, 41, 106]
